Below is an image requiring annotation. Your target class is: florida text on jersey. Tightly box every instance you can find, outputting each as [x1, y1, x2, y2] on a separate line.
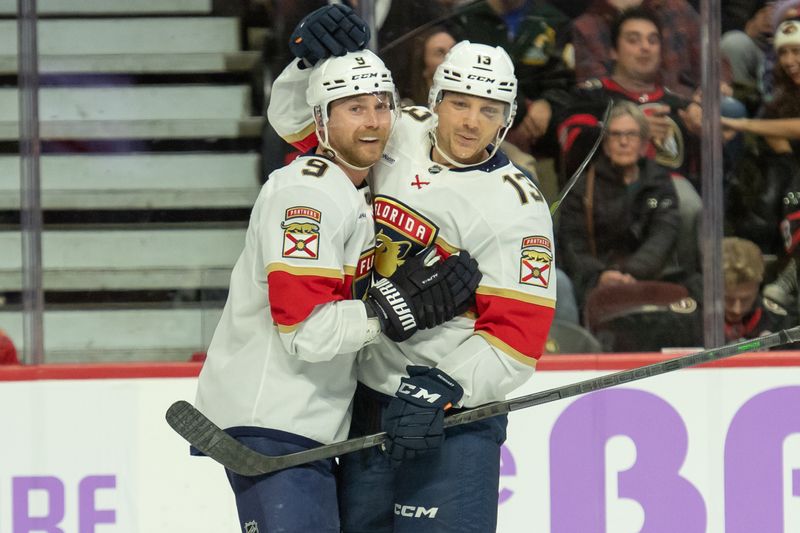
[267, 61, 557, 407]
[361, 107, 556, 407]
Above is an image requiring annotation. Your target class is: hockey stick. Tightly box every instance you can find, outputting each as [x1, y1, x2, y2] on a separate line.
[549, 99, 612, 215]
[166, 325, 800, 476]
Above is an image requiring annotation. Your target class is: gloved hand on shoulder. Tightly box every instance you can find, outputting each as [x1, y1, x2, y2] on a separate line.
[289, 4, 370, 67]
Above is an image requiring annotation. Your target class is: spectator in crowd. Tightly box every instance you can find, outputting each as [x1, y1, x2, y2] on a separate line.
[773, 0, 800, 25]
[546, 8, 706, 273]
[449, 0, 575, 159]
[755, 0, 800, 99]
[722, 20, 800, 153]
[400, 26, 456, 106]
[722, 0, 769, 34]
[720, 1, 773, 113]
[722, 19, 800, 253]
[722, 237, 794, 341]
[536, 7, 703, 185]
[557, 101, 685, 310]
[571, 0, 706, 98]
[0, 330, 18, 365]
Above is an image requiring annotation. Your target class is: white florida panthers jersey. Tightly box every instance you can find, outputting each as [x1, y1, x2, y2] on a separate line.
[269, 61, 556, 408]
[195, 153, 375, 444]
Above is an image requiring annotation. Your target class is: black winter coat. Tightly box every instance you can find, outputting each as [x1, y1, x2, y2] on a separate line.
[558, 153, 682, 301]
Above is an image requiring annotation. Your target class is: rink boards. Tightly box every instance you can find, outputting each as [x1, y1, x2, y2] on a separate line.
[1, 353, 799, 532]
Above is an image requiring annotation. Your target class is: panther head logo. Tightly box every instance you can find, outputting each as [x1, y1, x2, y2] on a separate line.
[375, 231, 413, 278]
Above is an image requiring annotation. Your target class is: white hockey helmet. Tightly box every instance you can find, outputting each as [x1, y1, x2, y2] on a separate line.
[428, 41, 518, 167]
[428, 40, 518, 127]
[307, 49, 399, 127]
[306, 49, 399, 170]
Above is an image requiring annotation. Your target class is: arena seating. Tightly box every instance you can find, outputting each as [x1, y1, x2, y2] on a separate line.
[1, 1, 265, 362]
[0, 153, 260, 209]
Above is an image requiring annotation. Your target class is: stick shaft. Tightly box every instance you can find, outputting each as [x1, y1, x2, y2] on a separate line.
[446, 327, 799, 426]
[549, 100, 612, 215]
[168, 326, 800, 476]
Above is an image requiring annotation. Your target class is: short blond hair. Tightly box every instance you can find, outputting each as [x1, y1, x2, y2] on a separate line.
[722, 237, 764, 286]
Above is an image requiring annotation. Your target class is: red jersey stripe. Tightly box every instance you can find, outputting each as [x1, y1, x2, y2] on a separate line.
[474, 292, 555, 361]
[267, 270, 352, 328]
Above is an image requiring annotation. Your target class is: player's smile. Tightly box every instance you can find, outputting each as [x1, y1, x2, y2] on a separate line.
[455, 132, 479, 146]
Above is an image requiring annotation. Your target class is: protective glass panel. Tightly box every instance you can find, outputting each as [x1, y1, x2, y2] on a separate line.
[10, 0, 264, 362]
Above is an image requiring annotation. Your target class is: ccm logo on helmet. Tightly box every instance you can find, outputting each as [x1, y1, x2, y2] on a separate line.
[352, 73, 378, 80]
[394, 504, 439, 519]
[467, 74, 495, 83]
[397, 383, 442, 404]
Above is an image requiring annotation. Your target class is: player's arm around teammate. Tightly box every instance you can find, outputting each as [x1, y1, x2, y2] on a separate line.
[268, 10, 557, 531]
[195, 43, 479, 533]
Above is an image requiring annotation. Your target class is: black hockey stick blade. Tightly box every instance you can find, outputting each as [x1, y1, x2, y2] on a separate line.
[166, 400, 389, 477]
[168, 325, 800, 476]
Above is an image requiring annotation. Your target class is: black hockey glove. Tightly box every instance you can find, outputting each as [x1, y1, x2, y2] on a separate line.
[289, 4, 370, 66]
[439, 251, 482, 315]
[382, 365, 464, 467]
[366, 248, 441, 342]
[366, 248, 482, 341]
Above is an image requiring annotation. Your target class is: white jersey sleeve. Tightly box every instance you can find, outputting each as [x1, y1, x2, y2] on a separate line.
[255, 155, 375, 361]
[267, 60, 318, 151]
[195, 154, 376, 443]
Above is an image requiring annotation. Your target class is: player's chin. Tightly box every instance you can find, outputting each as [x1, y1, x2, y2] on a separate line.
[350, 148, 383, 167]
[450, 145, 484, 165]
[356, 142, 385, 160]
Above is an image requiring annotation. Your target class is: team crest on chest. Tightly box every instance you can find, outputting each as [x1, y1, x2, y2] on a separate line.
[372, 196, 439, 278]
[281, 206, 321, 260]
[519, 236, 552, 288]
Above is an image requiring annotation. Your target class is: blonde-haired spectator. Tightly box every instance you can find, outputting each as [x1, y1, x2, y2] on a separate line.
[722, 237, 794, 341]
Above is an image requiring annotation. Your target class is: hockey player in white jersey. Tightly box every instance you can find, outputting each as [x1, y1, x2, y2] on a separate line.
[195, 41, 481, 533]
[269, 10, 557, 530]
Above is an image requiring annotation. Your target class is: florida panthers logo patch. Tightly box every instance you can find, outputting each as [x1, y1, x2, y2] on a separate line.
[519, 235, 552, 288]
[372, 196, 439, 279]
[281, 206, 321, 259]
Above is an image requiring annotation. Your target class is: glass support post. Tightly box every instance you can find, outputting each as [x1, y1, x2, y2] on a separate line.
[700, 0, 725, 348]
[17, 0, 45, 364]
